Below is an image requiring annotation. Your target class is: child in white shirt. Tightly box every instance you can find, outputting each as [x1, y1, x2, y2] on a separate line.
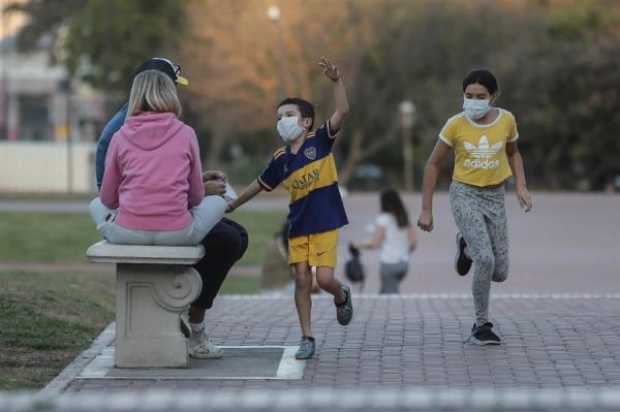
[354, 189, 417, 293]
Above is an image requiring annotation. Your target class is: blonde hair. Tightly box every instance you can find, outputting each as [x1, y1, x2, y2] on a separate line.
[126, 70, 182, 119]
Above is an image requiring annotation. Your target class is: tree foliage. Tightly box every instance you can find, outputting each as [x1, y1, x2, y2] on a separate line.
[5, 0, 186, 101]
[4, 0, 85, 53]
[64, 0, 186, 98]
[7, 0, 620, 189]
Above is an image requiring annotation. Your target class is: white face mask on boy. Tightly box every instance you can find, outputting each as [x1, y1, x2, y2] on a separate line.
[463, 98, 491, 121]
[277, 116, 305, 143]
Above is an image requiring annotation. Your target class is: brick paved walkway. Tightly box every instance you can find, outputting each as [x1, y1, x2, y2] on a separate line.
[65, 294, 620, 392]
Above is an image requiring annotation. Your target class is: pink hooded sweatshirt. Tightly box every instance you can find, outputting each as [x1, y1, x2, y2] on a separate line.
[100, 112, 204, 231]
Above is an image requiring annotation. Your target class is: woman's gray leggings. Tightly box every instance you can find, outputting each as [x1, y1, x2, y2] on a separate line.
[89, 196, 227, 246]
[449, 181, 509, 326]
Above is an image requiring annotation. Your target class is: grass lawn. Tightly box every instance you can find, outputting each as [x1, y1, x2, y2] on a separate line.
[0, 209, 286, 266]
[0, 270, 114, 390]
[0, 270, 259, 390]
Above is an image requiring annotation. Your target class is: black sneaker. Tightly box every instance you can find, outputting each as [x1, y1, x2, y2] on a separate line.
[295, 336, 316, 359]
[469, 322, 501, 345]
[455, 233, 473, 276]
[335, 285, 353, 326]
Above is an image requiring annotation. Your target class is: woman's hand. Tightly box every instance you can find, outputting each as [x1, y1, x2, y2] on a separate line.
[204, 180, 226, 196]
[203, 170, 227, 182]
[516, 185, 533, 212]
[417, 210, 434, 232]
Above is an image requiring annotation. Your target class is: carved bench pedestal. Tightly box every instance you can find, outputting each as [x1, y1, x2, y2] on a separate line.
[87, 241, 204, 368]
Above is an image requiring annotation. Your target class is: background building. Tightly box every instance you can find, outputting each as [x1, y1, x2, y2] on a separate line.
[0, 29, 105, 193]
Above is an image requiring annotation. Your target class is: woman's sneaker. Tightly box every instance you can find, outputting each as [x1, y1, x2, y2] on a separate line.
[455, 233, 473, 276]
[335, 285, 353, 325]
[295, 336, 316, 360]
[468, 322, 501, 345]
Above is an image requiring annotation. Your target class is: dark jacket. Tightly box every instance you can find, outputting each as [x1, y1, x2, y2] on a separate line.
[95, 104, 128, 190]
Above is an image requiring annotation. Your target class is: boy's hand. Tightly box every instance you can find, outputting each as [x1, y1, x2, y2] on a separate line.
[226, 201, 237, 214]
[318, 56, 341, 82]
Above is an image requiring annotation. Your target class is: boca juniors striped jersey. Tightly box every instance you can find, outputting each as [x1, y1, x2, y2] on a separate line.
[257, 121, 349, 238]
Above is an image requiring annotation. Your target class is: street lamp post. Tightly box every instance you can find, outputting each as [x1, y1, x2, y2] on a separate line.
[399, 100, 416, 192]
[0, 5, 7, 140]
[59, 77, 73, 194]
[267, 5, 288, 99]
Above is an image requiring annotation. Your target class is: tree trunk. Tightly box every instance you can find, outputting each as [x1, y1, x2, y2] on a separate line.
[339, 130, 364, 185]
[205, 124, 227, 170]
[340, 121, 401, 186]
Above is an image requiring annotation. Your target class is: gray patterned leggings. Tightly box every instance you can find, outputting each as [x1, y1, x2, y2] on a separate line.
[449, 181, 509, 325]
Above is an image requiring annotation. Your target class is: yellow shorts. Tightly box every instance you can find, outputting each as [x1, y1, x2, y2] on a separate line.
[288, 229, 339, 268]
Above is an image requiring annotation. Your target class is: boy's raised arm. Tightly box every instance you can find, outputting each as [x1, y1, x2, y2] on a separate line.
[318, 57, 349, 134]
[227, 180, 263, 212]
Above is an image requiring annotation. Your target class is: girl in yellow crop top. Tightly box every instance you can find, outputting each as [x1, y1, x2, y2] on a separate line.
[417, 69, 532, 345]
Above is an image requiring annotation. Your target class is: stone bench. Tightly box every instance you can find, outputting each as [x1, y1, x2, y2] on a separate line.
[86, 240, 204, 368]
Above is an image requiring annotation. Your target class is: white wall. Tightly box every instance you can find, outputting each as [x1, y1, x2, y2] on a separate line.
[0, 142, 96, 193]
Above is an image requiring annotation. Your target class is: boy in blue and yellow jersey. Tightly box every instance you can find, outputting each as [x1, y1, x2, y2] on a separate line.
[228, 57, 352, 359]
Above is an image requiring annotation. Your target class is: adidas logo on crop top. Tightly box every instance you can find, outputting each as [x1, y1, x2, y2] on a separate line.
[257, 121, 349, 238]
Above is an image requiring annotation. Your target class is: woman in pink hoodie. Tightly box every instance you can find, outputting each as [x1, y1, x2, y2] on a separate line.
[89, 70, 226, 245]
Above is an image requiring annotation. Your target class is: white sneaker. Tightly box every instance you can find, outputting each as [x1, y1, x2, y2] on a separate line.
[189, 334, 224, 359]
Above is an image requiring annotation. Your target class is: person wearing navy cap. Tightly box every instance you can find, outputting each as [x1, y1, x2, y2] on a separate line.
[95, 57, 248, 359]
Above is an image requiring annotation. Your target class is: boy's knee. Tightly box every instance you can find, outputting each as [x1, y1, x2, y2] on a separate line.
[316, 275, 331, 290]
[295, 269, 312, 287]
[315, 268, 335, 288]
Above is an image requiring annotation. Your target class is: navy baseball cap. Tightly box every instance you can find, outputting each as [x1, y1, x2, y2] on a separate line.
[134, 57, 189, 86]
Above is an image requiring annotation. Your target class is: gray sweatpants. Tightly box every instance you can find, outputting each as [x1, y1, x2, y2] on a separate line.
[89, 196, 227, 246]
[379, 261, 408, 294]
[449, 181, 509, 326]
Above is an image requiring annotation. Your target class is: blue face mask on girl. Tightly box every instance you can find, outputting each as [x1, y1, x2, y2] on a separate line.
[463, 98, 491, 121]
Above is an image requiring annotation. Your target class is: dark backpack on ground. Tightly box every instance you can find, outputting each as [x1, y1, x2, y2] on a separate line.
[345, 243, 365, 285]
